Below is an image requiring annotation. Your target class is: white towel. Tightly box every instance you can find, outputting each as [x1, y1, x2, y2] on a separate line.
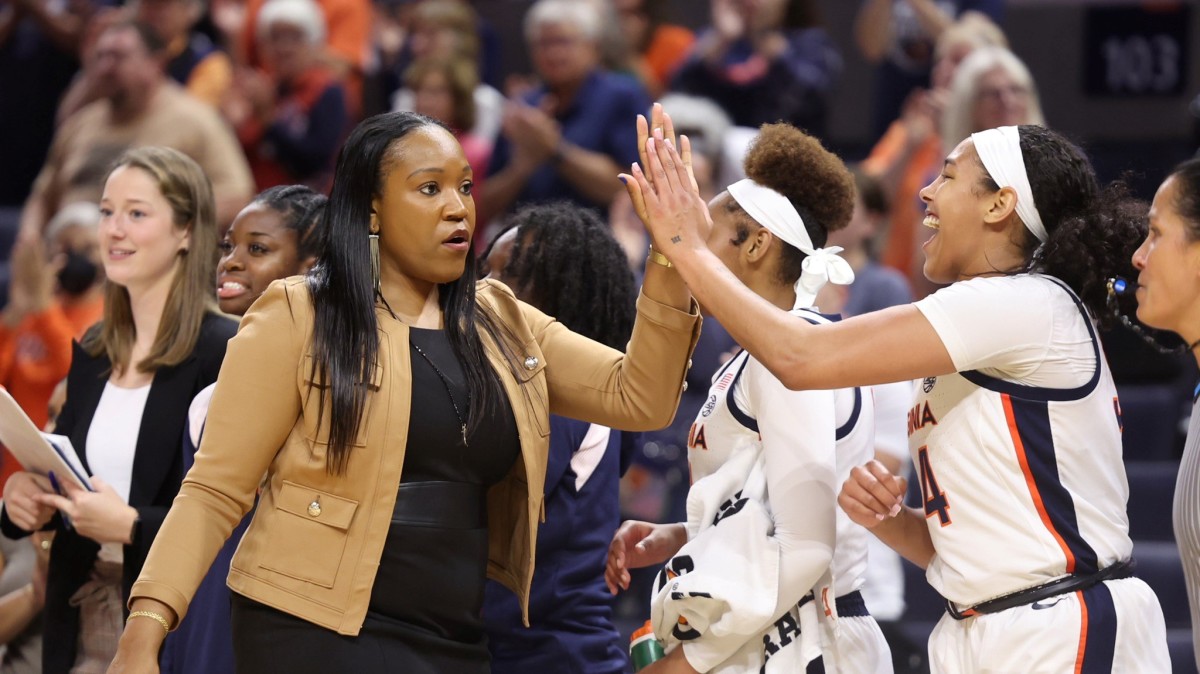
[650, 440, 837, 672]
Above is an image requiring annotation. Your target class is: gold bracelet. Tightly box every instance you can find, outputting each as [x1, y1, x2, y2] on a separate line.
[127, 610, 171, 634]
[647, 247, 673, 268]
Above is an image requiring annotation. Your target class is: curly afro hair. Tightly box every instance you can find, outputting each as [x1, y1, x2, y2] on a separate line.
[481, 201, 635, 351]
[737, 123, 855, 286]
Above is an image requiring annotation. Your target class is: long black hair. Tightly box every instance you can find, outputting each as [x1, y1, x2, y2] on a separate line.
[979, 125, 1147, 328]
[483, 202, 636, 351]
[308, 111, 514, 474]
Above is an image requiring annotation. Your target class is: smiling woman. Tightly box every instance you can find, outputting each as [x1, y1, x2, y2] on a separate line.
[0, 146, 237, 674]
[106, 111, 700, 674]
[215, 185, 324, 316]
[630, 123, 1169, 672]
[161, 184, 325, 674]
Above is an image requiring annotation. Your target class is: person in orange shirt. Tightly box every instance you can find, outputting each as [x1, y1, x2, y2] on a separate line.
[136, 0, 234, 108]
[613, 0, 694, 98]
[228, 0, 368, 115]
[862, 12, 1007, 298]
[222, 0, 349, 191]
[0, 203, 106, 491]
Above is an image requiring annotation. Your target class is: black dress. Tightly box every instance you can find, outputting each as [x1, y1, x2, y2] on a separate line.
[231, 327, 521, 673]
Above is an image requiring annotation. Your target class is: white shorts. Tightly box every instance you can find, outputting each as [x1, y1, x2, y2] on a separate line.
[825, 614, 894, 674]
[928, 577, 1169, 673]
[706, 613, 893, 673]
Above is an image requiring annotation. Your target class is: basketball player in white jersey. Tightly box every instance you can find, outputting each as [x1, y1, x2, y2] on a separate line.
[626, 123, 1170, 672]
[606, 119, 891, 673]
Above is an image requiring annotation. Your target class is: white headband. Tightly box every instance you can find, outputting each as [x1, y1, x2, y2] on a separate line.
[726, 179, 854, 311]
[971, 126, 1047, 243]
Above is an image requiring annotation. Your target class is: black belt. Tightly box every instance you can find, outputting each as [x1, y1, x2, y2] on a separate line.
[945, 559, 1135, 620]
[391, 480, 485, 529]
[799, 589, 871, 618]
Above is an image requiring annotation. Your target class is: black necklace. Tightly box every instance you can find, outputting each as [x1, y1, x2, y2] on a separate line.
[410, 341, 469, 446]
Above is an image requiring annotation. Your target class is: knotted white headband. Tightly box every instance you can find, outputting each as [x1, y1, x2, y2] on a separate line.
[971, 126, 1047, 243]
[726, 179, 855, 310]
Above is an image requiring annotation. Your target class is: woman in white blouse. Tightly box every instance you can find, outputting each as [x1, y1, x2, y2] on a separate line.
[0, 147, 237, 674]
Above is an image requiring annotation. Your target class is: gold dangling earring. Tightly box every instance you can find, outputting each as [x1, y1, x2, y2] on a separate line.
[369, 232, 380, 294]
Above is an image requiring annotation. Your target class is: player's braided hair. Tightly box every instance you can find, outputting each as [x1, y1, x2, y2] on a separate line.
[250, 184, 326, 260]
[733, 123, 855, 287]
[486, 201, 636, 351]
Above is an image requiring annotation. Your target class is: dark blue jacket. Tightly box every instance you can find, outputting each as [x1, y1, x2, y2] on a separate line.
[483, 415, 636, 674]
[488, 70, 648, 212]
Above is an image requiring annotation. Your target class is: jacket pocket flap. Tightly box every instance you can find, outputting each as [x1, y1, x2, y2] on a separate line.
[276, 481, 358, 531]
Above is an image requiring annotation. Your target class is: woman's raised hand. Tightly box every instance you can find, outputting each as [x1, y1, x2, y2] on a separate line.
[621, 111, 709, 259]
[635, 104, 676, 194]
[632, 105, 702, 215]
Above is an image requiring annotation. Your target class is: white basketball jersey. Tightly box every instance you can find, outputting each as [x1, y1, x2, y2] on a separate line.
[687, 309, 876, 597]
[909, 278, 1132, 607]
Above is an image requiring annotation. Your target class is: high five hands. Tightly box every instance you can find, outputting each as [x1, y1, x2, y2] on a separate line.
[619, 103, 711, 262]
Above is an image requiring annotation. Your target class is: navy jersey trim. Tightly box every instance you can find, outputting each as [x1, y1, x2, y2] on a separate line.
[796, 309, 862, 440]
[1005, 394, 1100, 575]
[726, 354, 758, 434]
[794, 309, 839, 326]
[1078, 581, 1118, 673]
[835, 388, 862, 441]
[960, 276, 1103, 402]
[711, 346, 741, 385]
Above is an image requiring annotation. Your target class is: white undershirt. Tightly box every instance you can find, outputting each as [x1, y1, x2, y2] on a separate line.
[570, 423, 611, 492]
[85, 382, 150, 563]
[86, 382, 152, 505]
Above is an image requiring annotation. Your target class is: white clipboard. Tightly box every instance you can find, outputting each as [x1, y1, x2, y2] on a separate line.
[0, 387, 92, 489]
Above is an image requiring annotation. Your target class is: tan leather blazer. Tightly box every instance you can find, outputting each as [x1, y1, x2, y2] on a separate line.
[131, 277, 700, 635]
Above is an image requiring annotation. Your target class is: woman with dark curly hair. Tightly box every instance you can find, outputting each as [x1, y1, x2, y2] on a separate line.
[606, 117, 891, 673]
[479, 201, 637, 674]
[481, 202, 636, 352]
[629, 122, 1170, 672]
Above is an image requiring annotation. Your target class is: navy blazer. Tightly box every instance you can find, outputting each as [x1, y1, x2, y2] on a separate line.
[1, 311, 236, 674]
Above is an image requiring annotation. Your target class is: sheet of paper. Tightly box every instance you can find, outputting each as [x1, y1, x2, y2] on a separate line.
[0, 387, 92, 490]
[41, 432, 93, 490]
